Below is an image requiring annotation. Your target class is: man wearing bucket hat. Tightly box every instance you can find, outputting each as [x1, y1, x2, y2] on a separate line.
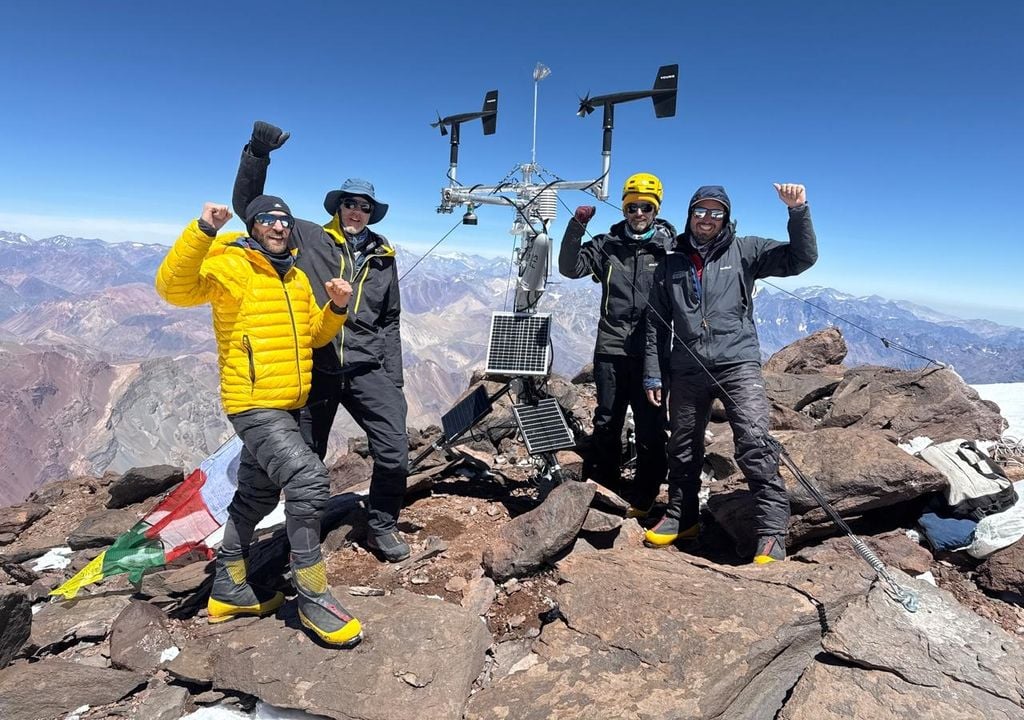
[233, 122, 410, 563]
[641, 183, 817, 564]
[558, 172, 676, 516]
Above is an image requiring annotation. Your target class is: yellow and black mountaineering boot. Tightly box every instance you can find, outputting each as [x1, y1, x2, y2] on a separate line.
[293, 559, 363, 648]
[643, 516, 700, 547]
[207, 557, 285, 623]
[752, 535, 787, 564]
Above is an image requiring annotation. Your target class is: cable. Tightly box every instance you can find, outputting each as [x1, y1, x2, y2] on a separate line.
[398, 219, 464, 282]
[758, 280, 946, 368]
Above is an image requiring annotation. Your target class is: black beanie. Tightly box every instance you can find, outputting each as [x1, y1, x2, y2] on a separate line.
[244, 195, 293, 232]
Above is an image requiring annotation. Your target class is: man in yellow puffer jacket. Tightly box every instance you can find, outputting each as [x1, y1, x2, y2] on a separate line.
[155, 196, 362, 648]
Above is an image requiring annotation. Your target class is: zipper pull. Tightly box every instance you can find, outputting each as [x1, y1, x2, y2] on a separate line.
[701, 317, 709, 331]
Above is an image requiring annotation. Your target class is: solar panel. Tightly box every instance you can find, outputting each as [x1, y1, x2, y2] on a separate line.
[485, 312, 551, 376]
[512, 398, 575, 455]
[441, 385, 493, 440]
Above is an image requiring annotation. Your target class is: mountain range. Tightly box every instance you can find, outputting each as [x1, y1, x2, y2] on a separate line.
[1, 229, 1021, 505]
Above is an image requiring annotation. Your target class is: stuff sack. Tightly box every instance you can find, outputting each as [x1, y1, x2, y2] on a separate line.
[917, 439, 1017, 521]
[968, 480, 1024, 558]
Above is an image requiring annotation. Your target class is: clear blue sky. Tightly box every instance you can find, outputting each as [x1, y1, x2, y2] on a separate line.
[3, 1, 1022, 324]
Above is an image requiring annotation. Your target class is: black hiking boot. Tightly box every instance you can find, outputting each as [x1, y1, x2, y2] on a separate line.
[367, 530, 411, 562]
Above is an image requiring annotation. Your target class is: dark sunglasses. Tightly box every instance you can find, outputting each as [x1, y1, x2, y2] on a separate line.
[341, 198, 373, 213]
[691, 207, 726, 220]
[253, 212, 295, 229]
[625, 202, 656, 214]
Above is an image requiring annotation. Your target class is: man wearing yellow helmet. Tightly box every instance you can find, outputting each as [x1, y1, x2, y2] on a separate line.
[558, 172, 676, 514]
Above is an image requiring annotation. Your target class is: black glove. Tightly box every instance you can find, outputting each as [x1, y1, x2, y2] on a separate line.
[248, 121, 290, 157]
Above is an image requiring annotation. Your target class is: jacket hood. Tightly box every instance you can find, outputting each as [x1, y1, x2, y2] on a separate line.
[679, 185, 735, 251]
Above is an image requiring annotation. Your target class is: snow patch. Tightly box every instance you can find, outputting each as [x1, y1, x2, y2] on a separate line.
[972, 383, 1024, 438]
[899, 436, 933, 455]
[30, 546, 73, 571]
[182, 701, 329, 719]
[915, 571, 937, 586]
[160, 646, 180, 663]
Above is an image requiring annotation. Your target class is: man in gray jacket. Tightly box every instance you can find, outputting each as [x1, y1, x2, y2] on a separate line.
[642, 184, 817, 563]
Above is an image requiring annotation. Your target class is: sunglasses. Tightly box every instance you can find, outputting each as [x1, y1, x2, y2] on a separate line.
[691, 207, 726, 220]
[253, 212, 295, 229]
[341, 198, 373, 213]
[625, 202, 656, 214]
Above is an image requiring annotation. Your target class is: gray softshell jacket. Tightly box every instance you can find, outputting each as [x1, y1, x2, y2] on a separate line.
[644, 186, 818, 380]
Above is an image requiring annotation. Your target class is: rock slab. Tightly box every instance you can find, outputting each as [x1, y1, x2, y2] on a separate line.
[0, 658, 145, 720]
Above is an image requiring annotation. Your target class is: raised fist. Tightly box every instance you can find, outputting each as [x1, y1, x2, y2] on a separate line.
[249, 121, 290, 157]
[201, 203, 233, 231]
[574, 205, 596, 226]
[325, 278, 353, 308]
[773, 183, 806, 208]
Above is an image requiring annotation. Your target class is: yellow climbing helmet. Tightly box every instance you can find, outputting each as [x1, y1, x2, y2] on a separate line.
[622, 172, 663, 211]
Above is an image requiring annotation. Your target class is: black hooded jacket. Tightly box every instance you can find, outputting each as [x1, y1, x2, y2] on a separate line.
[644, 186, 818, 379]
[559, 216, 677, 357]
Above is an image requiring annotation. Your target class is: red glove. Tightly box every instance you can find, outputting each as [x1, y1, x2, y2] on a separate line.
[574, 206, 596, 226]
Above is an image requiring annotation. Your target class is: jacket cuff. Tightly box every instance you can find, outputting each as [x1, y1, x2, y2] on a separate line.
[197, 218, 218, 237]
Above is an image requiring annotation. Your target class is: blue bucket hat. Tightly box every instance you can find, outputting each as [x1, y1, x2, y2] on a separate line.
[323, 179, 389, 225]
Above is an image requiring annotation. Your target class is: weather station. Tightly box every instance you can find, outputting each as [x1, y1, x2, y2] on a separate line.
[411, 64, 679, 493]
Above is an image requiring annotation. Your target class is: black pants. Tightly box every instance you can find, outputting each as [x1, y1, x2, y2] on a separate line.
[223, 408, 328, 569]
[665, 362, 790, 536]
[585, 354, 667, 509]
[301, 365, 409, 536]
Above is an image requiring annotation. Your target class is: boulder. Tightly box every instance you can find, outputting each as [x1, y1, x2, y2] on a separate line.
[0, 503, 49, 535]
[130, 683, 191, 720]
[467, 548, 873, 720]
[764, 372, 841, 411]
[571, 364, 594, 384]
[140, 559, 212, 597]
[822, 366, 1007, 441]
[110, 600, 175, 672]
[461, 575, 497, 616]
[764, 327, 847, 374]
[706, 428, 947, 551]
[795, 531, 933, 576]
[770, 402, 817, 432]
[781, 573, 1024, 719]
[28, 594, 132, 654]
[106, 465, 183, 509]
[67, 508, 139, 550]
[0, 587, 30, 668]
[0, 659, 146, 720]
[328, 452, 372, 495]
[482, 481, 596, 581]
[169, 588, 490, 720]
[976, 539, 1024, 596]
[581, 508, 623, 533]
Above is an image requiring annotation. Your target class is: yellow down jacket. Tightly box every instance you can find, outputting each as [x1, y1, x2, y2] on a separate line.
[155, 219, 346, 414]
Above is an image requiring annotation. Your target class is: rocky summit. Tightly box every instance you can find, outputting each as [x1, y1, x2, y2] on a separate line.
[0, 328, 1023, 719]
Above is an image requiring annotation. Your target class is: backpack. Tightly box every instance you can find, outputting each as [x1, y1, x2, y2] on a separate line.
[917, 439, 1018, 521]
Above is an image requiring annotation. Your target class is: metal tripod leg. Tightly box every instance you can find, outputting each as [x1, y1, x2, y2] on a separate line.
[409, 382, 513, 472]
